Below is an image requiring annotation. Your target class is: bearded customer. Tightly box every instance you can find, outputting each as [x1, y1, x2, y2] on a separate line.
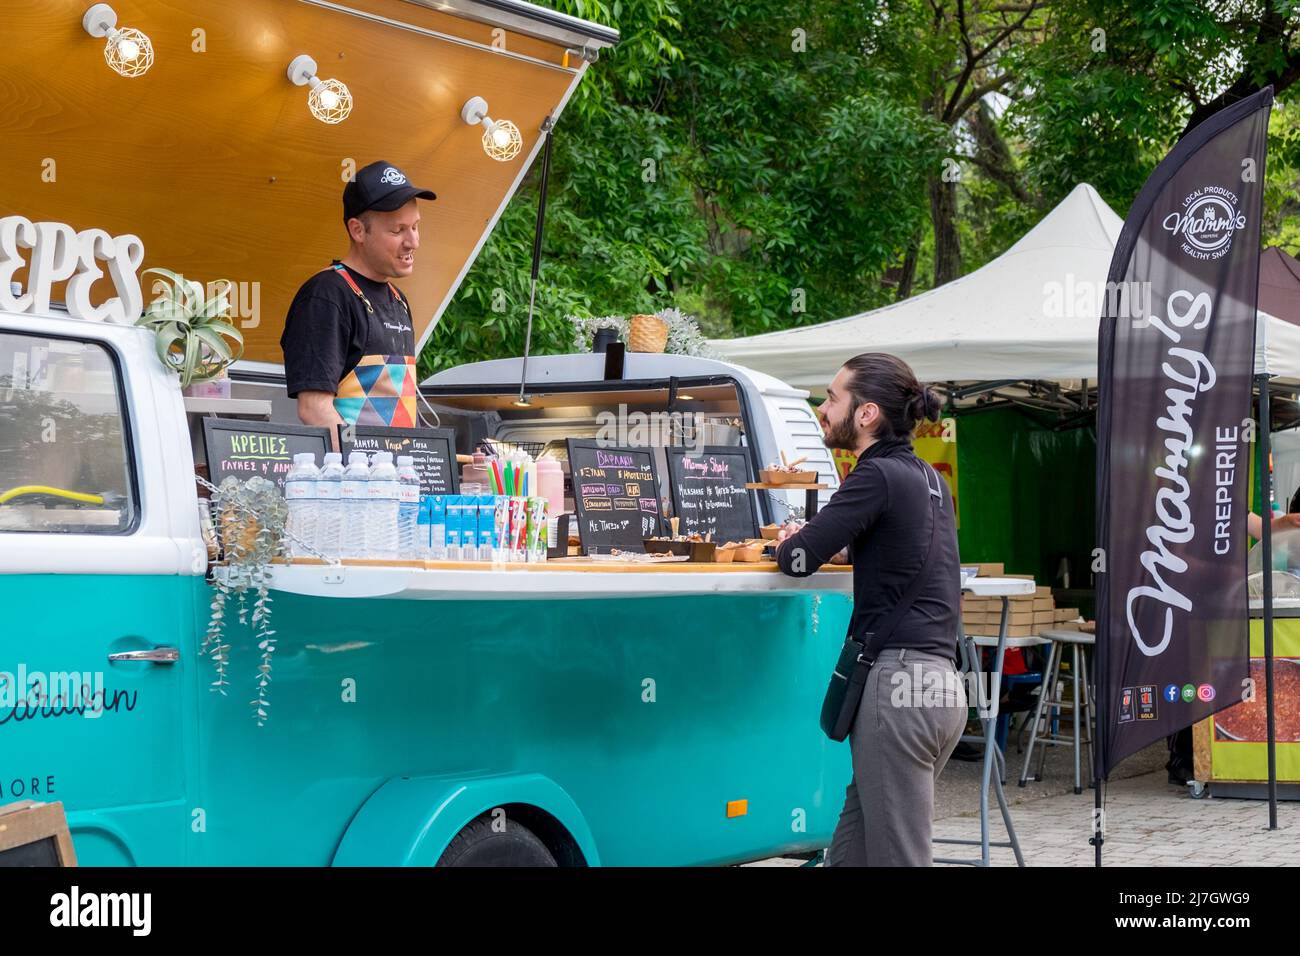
[281, 160, 436, 436]
[775, 352, 965, 866]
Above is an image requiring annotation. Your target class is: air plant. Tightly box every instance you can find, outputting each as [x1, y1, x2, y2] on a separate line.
[136, 268, 244, 387]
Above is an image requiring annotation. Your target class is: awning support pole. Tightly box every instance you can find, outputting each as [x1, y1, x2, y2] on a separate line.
[516, 115, 555, 408]
[1256, 373, 1279, 829]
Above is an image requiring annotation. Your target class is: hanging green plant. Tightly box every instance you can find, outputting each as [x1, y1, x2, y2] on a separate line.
[136, 268, 244, 388]
[203, 476, 287, 727]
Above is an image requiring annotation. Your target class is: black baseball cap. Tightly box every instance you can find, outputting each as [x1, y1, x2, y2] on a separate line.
[343, 161, 436, 222]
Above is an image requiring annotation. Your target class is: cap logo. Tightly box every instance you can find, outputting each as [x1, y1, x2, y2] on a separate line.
[379, 167, 407, 186]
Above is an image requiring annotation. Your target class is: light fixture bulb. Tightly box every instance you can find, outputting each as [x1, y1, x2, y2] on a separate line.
[462, 97, 523, 162]
[288, 55, 352, 124]
[83, 6, 153, 77]
[481, 119, 522, 162]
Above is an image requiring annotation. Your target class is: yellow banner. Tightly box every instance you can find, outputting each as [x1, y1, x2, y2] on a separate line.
[829, 420, 959, 527]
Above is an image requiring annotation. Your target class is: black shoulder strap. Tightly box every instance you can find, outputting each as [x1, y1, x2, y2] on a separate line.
[860, 457, 944, 664]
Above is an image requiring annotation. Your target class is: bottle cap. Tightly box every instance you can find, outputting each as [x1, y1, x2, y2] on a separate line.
[397, 455, 414, 466]
[373, 451, 394, 463]
[323, 452, 342, 465]
[293, 453, 315, 465]
[348, 452, 368, 465]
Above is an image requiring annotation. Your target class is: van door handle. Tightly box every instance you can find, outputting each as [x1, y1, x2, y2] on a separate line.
[108, 648, 180, 664]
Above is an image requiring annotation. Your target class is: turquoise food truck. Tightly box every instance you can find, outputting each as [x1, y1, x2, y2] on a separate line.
[0, 0, 854, 867]
[0, 308, 854, 867]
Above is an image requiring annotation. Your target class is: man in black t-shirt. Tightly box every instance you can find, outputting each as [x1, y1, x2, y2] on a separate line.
[280, 161, 436, 436]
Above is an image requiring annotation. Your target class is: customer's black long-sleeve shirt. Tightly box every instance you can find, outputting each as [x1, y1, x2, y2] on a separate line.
[776, 436, 960, 659]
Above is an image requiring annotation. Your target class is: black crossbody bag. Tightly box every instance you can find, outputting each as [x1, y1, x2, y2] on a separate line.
[819, 458, 943, 742]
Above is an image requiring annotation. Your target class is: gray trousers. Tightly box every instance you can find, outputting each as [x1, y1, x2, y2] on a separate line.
[826, 647, 967, 867]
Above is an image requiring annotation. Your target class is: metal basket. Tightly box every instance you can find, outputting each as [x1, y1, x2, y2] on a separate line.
[479, 438, 546, 459]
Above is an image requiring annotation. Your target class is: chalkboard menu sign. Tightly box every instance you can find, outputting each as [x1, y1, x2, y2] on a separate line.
[567, 439, 664, 554]
[0, 801, 77, 867]
[201, 419, 330, 491]
[339, 425, 459, 496]
[666, 446, 758, 543]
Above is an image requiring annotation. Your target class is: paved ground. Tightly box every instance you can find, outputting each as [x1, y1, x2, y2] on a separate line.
[751, 735, 1298, 866]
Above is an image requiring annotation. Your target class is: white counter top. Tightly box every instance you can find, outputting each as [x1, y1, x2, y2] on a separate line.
[251, 561, 856, 601]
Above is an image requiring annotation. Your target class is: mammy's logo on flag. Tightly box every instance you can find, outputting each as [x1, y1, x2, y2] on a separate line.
[1161, 186, 1247, 260]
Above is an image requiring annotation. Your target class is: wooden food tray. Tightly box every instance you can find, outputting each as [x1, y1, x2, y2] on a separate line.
[758, 469, 820, 485]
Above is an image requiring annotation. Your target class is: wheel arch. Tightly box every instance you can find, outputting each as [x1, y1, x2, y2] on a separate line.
[332, 771, 599, 867]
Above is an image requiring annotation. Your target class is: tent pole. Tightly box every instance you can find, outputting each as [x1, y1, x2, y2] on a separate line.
[1256, 373, 1279, 829]
[1092, 778, 1103, 867]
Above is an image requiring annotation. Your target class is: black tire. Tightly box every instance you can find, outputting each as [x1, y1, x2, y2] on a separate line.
[436, 815, 558, 867]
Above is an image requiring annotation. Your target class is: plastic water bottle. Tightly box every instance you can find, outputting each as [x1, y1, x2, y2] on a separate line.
[395, 455, 421, 559]
[341, 452, 371, 558]
[284, 454, 321, 558]
[367, 451, 400, 560]
[315, 452, 345, 559]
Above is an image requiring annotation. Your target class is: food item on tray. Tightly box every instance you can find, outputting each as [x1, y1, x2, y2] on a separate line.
[718, 540, 765, 562]
[601, 549, 685, 563]
[760, 452, 818, 484]
[646, 531, 708, 543]
[770, 451, 809, 471]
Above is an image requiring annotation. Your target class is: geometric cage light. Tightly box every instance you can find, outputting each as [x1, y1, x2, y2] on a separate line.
[287, 54, 353, 125]
[461, 96, 523, 162]
[82, 3, 155, 78]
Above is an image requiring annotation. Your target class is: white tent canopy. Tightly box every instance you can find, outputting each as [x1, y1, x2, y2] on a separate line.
[713, 183, 1300, 391]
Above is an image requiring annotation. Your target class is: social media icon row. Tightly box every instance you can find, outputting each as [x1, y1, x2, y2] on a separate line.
[1163, 683, 1215, 703]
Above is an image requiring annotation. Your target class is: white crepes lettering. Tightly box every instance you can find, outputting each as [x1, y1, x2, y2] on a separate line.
[1125, 291, 1217, 657]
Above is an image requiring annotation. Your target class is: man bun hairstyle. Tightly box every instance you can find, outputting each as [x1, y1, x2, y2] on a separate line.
[841, 352, 941, 440]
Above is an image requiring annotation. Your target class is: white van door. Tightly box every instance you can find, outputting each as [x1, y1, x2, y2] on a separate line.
[0, 321, 196, 865]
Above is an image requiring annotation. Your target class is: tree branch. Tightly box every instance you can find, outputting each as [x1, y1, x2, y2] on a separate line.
[949, 71, 1016, 126]
[941, 0, 1039, 122]
[1179, 5, 1300, 136]
[969, 1, 1040, 66]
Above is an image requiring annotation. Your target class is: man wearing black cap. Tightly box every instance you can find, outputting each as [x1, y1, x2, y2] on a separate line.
[281, 160, 436, 433]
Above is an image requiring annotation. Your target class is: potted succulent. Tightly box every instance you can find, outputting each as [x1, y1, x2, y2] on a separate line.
[136, 268, 244, 391]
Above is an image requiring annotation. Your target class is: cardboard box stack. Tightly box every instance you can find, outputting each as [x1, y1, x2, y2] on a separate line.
[959, 563, 1081, 636]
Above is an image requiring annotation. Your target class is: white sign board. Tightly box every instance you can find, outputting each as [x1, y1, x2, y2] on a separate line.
[0, 215, 144, 324]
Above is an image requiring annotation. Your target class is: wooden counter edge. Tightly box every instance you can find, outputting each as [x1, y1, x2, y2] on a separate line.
[282, 557, 852, 574]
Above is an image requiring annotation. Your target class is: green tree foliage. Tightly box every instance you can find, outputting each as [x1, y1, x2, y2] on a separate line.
[421, 0, 1300, 380]
[421, 0, 946, 376]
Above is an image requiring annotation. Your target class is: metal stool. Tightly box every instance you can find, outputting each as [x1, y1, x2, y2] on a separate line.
[1018, 628, 1095, 794]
